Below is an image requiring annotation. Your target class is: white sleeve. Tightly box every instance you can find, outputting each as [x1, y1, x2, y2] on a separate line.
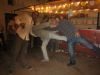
[32, 22, 50, 30]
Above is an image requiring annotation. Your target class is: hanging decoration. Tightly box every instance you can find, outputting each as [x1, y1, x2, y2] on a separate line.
[29, 0, 99, 15]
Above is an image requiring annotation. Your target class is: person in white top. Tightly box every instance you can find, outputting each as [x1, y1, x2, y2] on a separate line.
[32, 15, 67, 62]
[9, 13, 35, 73]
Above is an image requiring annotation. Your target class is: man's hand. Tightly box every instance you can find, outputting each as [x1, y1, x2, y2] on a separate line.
[75, 32, 80, 37]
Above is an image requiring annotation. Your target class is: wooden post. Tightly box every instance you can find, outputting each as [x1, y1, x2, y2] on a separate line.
[97, 12, 100, 29]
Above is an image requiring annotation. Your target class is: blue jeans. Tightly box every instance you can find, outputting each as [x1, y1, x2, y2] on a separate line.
[67, 36, 96, 62]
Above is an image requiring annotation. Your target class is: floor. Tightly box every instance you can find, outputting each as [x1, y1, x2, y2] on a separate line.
[0, 47, 100, 75]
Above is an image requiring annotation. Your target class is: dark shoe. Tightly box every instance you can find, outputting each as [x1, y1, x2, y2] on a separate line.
[95, 47, 100, 57]
[8, 66, 14, 75]
[8, 69, 13, 75]
[67, 61, 76, 66]
[97, 49, 100, 57]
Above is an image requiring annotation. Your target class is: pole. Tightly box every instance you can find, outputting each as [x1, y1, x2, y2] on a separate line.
[97, 12, 100, 29]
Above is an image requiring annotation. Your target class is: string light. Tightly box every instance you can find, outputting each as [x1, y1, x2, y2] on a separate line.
[73, 10, 76, 13]
[30, 0, 98, 14]
[86, 9, 90, 11]
[93, 9, 98, 11]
